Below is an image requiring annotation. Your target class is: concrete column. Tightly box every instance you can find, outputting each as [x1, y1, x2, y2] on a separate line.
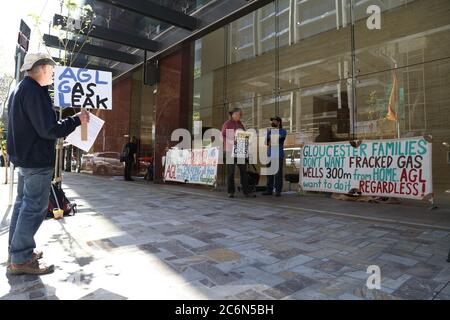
[154, 44, 194, 182]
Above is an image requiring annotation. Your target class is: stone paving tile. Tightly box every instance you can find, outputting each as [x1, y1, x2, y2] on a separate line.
[79, 288, 127, 300]
[234, 289, 272, 300]
[379, 253, 419, 267]
[383, 274, 413, 291]
[288, 289, 334, 300]
[393, 277, 441, 300]
[351, 286, 401, 300]
[263, 275, 316, 299]
[313, 259, 347, 274]
[240, 249, 280, 265]
[214, 256, 257, 273]
[205, 248, 242, 262]
[404, 261, 444, 280]
[191, 262, 241, 286]
[262, 254, 314, 273]
[287, 265, 336, 283]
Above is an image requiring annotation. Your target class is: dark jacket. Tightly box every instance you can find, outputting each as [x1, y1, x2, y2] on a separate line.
[7, 76, 81, 168]
[123, 142, 137, 162]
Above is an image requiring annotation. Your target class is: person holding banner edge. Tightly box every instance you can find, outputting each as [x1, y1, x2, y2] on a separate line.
[6, 52, 90, 275]
[221, 108, 254, 198]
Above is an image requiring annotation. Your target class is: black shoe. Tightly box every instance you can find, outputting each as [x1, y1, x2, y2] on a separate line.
[262, 191, 273, 196]
[275, 192, 281, 197]
[228, 193, 235, 198]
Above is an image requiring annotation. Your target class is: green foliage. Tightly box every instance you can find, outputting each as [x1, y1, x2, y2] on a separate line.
[0, 120, 6, 157]
[29, 0, 96, 67]
[0, 73, 14, 106]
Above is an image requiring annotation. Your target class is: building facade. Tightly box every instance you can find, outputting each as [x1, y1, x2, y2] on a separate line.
[91, 0, 450, 205]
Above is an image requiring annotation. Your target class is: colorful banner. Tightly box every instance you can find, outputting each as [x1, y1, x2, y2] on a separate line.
[299, 137, 433, 200]
[54, 66, 112, 109]
[164, 147, 219, 186]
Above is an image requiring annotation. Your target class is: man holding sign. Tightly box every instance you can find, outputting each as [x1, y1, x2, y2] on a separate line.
[6, 53, 89, 275]
[221, 108, 253, 198]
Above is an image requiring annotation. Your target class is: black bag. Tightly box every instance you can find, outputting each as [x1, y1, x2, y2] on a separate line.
[237, 165, 264, 193]
[247, 164, 260, 187]
[47, 183, 77, 218]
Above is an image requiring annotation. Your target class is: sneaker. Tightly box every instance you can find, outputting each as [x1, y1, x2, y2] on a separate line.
[262, 191, 273, 196]
[8, 259, 54, 276]
[228, 193, 235, 198]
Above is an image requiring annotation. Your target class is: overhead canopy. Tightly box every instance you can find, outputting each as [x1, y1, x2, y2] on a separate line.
[43, 0, 273, 80]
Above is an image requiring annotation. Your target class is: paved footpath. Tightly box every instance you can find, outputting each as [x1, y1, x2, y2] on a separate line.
[0, 173, 449, 300]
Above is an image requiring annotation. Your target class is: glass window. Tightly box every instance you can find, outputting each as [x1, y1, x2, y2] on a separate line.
[227, 2, 277, 103]
[278, 0, 353, 93]
[356, 57, 450, 204]
[193, 28, 226, 110]
[354, 0, 450, 75]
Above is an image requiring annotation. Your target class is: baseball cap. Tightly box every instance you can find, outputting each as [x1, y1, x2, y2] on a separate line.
[270, 116, 282, 122]
[20, 52, 56, 72]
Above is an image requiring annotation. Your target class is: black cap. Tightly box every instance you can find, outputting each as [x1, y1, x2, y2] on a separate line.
[270, 116, 282, 122]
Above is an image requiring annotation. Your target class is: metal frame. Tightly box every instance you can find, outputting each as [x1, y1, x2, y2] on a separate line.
[95, 0, 198, 30]
[43, 34, 141, 65]
[53, 14, 159, 52]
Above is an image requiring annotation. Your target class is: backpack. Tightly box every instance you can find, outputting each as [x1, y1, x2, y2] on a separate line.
[47, 183, 77, 218]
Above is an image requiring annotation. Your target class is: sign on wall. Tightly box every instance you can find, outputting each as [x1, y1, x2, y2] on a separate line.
[164, 147, 219, 186]
[299, 136, 433, 200]
[54, 66, 112, 109]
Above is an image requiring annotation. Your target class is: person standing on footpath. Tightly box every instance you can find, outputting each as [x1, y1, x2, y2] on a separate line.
[6, 52, 89, 275]
[262, 116, 287, 197]
[122, 136, 137, 181]
[221, 108, 254, 198]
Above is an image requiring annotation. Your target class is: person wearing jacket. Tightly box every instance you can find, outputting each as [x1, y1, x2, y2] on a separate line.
[262, 116, 287, 197]
[122, 136, 137, 181]
[221, 107, 254, 198]
[6, 53, 89, 275]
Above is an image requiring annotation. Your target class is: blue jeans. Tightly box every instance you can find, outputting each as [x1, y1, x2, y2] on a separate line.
[8, 167, 53, 264]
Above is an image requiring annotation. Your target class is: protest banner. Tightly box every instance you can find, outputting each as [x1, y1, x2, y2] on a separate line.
[164, 147, 219, 186]
[299, 136, 433, 200]
[54, 66, 112, 140]
[233, 131, 252, 158]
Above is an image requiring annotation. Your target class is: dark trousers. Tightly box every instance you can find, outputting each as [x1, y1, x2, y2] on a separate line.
[124, 160, 133, 180]
[226, 158, 249, 195]
[266, 157, 283, 194]
[9, 167, 53, 264]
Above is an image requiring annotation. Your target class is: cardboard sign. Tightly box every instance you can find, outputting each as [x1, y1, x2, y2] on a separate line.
[164, 147, 219, 186]
[54, 66, 112, 109]
[232, 131, 252, 158]
[64, 112, 104, 152]
[299, 137, 433, 200]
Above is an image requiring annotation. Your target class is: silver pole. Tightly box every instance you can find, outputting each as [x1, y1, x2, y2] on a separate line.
[8, 47, 22, 206]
